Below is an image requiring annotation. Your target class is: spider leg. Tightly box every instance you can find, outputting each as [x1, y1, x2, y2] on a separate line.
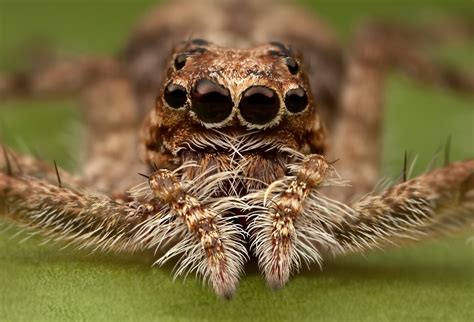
[0, 56, 120, 100]
[0, 165, 158, 255]
[80, 77, 148, 194]
[0, 44, 146, 193]
[141, 168, 248, 299]
[0, 149, 248, 298]
[248, 156, 473, 289]
[327, 19, 473, 203]
[1, 145, 84, 188]
[330, 159, 474, 255]
[351, 19, 474, 94]
[247, 154, 337, 289]
[1, 64, 147, 194]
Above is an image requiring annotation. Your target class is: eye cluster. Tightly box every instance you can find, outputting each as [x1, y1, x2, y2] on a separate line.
[162, 39, 310, 127]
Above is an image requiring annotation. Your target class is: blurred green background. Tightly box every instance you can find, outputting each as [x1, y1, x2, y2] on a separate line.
[0, 0, 473, 321]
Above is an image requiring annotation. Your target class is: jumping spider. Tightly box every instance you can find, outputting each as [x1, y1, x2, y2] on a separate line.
[0, 1, 473, 299]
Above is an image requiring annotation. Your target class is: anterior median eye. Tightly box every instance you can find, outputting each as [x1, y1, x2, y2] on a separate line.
[191, 79, 233, 123]
[285, 87, 308, 113]
[164, 83, 187, 109]
[238, 86, 280, 125]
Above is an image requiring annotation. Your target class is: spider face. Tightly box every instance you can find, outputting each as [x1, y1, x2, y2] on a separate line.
[159, 40, 314, 129]
[143, 40, 326, 190]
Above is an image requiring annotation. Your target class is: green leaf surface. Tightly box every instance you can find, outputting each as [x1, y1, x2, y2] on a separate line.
[0, 1, 473, 321]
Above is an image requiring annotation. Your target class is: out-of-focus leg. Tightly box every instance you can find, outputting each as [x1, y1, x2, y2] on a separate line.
[0, 56, 120, 100]
[1, 146, 84, 188]
[327, 19, 474, 203]
[0, 54, 145, 193]
[80, 77, 147, 194]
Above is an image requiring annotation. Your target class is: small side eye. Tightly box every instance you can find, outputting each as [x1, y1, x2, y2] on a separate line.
[285, 87, 308, 113]
[285, 57, 299, 75]
[174, 47, 207, 70]
[164, 83, 187, 109]
[174, 53, 188, 70]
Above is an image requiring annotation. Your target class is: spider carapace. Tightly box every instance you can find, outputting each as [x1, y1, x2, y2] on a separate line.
[0, 0, 473, 299]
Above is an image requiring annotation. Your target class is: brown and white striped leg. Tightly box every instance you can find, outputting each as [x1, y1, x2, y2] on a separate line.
[247, 154, 340, 289]
[139, 168, 248, 299]
[0, 172, 158, 254]
[330, 160, 474, 254]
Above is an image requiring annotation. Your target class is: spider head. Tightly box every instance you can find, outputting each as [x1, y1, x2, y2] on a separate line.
[144, 40, 325, 187]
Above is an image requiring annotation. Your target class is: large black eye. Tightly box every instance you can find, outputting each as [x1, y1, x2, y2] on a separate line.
[238, 86, 280, 125]
[164, 83, 187, 109]
[191, 79, 233, 123]
[285, 87, 308, 113]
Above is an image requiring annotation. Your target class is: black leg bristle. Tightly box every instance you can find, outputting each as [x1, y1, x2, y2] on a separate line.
[54, 160, 62, 188]
[138, 172, 150, 179]
[402, 150, 408, 182]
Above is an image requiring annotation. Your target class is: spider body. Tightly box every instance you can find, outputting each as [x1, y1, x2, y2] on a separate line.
[0, 0, 473, 299]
